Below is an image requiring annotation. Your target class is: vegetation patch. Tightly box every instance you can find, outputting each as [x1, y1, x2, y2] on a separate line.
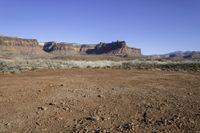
[0, 59, 200, 73]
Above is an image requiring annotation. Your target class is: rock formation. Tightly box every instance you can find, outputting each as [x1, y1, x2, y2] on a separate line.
[0, 36, 47, 58]
[43, 42, 82, 55]
[0, 35, 143, 58]
[43, 41, 142, 57]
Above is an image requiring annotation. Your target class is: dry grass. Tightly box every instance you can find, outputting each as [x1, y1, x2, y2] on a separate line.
[0, 58, 200, 73]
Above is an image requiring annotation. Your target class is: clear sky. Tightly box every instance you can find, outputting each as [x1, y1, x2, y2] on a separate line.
[0, 0, 200, 55]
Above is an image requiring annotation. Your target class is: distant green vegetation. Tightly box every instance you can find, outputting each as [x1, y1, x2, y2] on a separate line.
[0, 58, 200, 74]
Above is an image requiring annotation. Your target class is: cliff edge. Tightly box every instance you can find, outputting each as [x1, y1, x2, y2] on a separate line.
[43, 41, 142, 57]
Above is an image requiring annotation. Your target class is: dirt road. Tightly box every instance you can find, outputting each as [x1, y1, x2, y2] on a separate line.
[0, 69, 200, 132]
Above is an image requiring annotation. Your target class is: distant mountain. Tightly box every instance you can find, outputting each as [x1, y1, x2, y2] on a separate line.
[185, 51, 200, 59]
[146, 51, 200, 59]
[166, 51, 192, 58]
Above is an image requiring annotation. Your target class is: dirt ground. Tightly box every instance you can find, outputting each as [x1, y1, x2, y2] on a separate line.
[0, 69, 200, 133]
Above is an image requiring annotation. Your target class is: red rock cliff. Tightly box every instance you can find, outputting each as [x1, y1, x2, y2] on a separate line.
[43, 41, 143, 57]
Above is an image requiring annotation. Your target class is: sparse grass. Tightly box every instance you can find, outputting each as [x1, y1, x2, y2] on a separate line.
[120, 60, 200, 72]
[51, 55, 134, 61]
[0, 58, 200, 73]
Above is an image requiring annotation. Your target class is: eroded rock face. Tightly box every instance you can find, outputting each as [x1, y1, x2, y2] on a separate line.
[0, 36, 143, 58]
[0, 36, 47, 57]
[80, 45, 96, 55]
[0, 36, 39, 47]
[87, 41, 142, 57]
[43, 42, 81, 55]
[43, 41, 142, 57]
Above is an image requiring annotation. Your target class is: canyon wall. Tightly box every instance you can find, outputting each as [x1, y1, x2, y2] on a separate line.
[0, 36, 47, 58]
[0, 36, 143, 58]
[43, 41, 143, 57]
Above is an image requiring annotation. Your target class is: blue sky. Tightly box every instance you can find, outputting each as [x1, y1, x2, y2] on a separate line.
[0, 0, 200, 55]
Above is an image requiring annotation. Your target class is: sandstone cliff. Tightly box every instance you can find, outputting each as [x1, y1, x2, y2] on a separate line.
[43, 42, 82, 55]
[86, 41, 142, 57]
[0, 36, 38, 47]
[0, 35, 143, 58]
[43, 41, 142, 57]
[0, 36, 48, 58]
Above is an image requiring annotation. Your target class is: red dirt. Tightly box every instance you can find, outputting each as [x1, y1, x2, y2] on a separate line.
[0, 69, 200, 132]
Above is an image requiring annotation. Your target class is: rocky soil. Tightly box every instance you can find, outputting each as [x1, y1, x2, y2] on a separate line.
[0, 69, 200, 133]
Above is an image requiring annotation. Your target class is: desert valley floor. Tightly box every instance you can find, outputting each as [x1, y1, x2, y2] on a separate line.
[0, 69, 200, 133]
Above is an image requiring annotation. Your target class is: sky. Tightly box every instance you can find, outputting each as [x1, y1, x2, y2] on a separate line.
[0, 0, 200, 55]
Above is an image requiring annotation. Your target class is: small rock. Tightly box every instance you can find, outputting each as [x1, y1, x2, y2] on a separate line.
[103, 129, 108, 133]
[37, 106, 47, 111]
[36, 111, 39, 115]
[100, 117, 105, 121]
[5, 122, 11, 126]
[63, 107, 70, 111]
[60, 84, 64, 87]
[49, 102, 56, 106]
[37, 89, 42, 93]
[94, 115, 100, 121]
[55, 117, 63, 121]
[97, 95, 102, 98]
[36, 122, 40, 126]
[85, 115, 100, 121]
